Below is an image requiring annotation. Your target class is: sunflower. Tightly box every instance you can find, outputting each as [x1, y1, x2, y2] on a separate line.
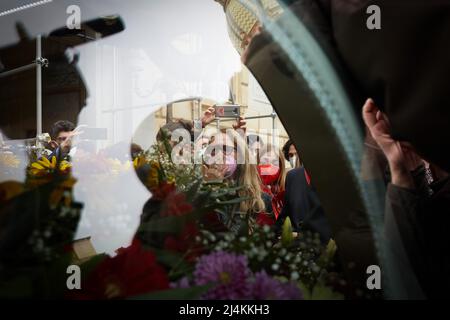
[133, 155, 147, 169]
[146, 161, 161, 190]
[29, 156, 72, 176]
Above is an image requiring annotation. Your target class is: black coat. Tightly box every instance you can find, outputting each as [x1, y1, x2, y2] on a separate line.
[385, 174, 450, 299]
[286, 0, 450, 171]
[275, 167, 331, 243]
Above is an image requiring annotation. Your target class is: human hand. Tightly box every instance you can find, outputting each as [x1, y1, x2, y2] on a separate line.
[50, 125, 84, 155]
[201, 107, 216, 128]
[362, 98, 419, 188]
[232, 116, 246, 131]
[362, 99, 405, 168]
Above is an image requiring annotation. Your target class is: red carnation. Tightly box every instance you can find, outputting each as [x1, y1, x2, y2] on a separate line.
[164, 222, 202, 262]
[69, 238, 169, 299]
[201, 212, 228, 232]
[256, 212, 275, 226]
[152, 182, 176, 201]
[160, 191, 193, 217]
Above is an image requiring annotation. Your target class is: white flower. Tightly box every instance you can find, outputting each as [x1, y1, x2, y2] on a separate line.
[290, 271, 300, 280]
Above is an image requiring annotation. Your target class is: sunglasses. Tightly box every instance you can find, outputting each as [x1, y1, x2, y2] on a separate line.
[207, 144, 236, 157]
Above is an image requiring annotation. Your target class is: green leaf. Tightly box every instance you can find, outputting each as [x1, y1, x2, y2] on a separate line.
[138, 203, 218, 235]
[310, 284, 344, 300]
[138, 215, 191, 234]
[209, 186, 245, 198]
[281, 217, 294, 247]
[297, 281, 312, 300]
[215, 196, 251, 205]
[236, 216, 250, 237]
[317, 239, 337, 266]
[152, 249, 192, 273]
[325, 239, 337, 258]
[128, 284, 213, 300]
[184, 179, 204, 201]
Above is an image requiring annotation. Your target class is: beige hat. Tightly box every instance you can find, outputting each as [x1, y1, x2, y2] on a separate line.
[214, 0, 283, 55]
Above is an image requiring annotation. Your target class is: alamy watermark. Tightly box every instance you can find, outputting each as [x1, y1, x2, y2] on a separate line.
[66, 264, 81, 290]
[366, 5, 381, 30]
[166, 128, 282, 168]
[66, 4, 81, 30]
[366, 265, 381, 290]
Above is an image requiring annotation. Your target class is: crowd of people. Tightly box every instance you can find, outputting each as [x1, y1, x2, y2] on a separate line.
[43, 96, 450, 299]
[44, 104, 332, 243]
[150, 106, 332, 243]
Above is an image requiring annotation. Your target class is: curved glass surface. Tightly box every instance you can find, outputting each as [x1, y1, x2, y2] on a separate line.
[1, 0, 447, 300]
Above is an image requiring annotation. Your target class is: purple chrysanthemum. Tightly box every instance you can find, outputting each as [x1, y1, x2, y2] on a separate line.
[194, 251, 251, 299]
[250, 271, 303, 300]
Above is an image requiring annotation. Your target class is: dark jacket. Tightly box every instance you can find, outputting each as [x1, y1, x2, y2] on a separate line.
[385, 174, 450, 299]
[275, 167, 331, 243]
[286, 0, 450, 172]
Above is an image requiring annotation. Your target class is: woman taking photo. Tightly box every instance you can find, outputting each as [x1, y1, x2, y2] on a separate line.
[202, 128, 266, 233]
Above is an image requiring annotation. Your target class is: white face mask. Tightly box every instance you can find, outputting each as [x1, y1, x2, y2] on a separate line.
[68, 146, 77, 158]
[289, 155, 297, 168]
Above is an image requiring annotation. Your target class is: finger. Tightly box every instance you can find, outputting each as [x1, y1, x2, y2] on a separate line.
[379, 110, 391, 125]
[74, 124, 87, 132]
[70, 130, 83, 137]
[362, 98, 378, 129]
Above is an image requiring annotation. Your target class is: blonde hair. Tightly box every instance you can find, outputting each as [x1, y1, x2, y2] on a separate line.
[219, 129, 266, 215]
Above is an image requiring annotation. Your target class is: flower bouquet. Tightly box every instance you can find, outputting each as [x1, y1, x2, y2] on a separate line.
[0, 137, 345, 300]
[68, 139, 344, 300]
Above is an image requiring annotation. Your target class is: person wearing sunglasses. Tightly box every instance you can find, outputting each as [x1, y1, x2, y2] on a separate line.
[202, 129, 265, 233]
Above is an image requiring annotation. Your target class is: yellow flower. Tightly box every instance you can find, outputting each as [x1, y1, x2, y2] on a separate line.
[133, 155, 147, 169]
[146, 161, 161, 190]
[31, 156, 56, 171]
[59, 160, 72, 172]
[29, 156, 71, 176]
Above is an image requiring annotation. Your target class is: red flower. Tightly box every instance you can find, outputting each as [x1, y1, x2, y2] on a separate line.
[256, 212, 275, 226]
[69, 238, 169, 299]
[160, 191, 193, 217]
[152, 182, 176, 201]
[201, 211, 228, 232]
[164, 222, 202, 262]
